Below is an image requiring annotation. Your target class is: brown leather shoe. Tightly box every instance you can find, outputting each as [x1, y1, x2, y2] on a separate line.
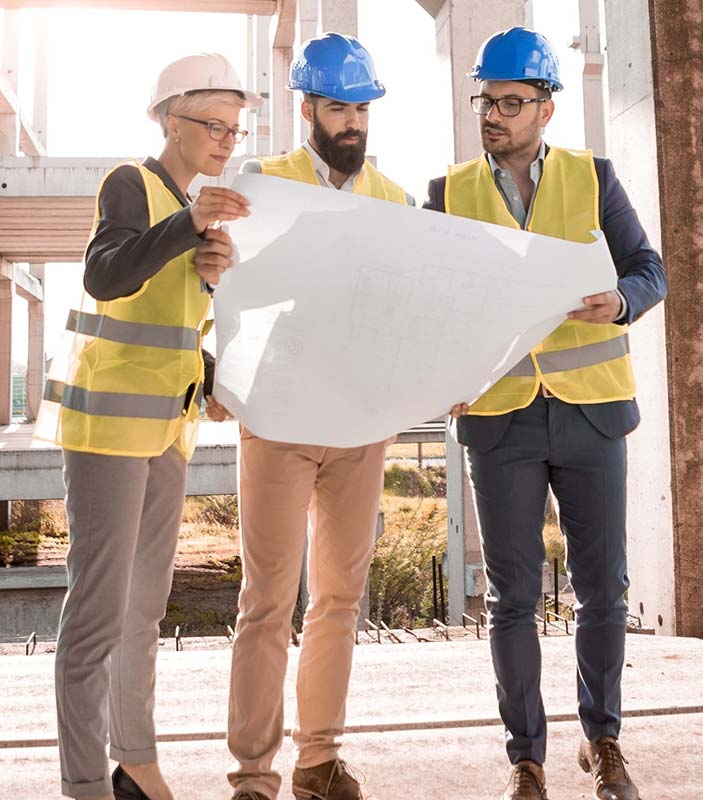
[578, 737, 640, 799]
[502, 761, 548, 799]
[232, 792, 270, 800]
[292, 759, 373, 800]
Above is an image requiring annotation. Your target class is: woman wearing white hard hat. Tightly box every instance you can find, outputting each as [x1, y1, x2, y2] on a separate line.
[37, 53, 262, 800]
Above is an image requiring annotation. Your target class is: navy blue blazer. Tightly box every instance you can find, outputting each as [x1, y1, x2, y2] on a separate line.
[423, 153, 668, 450]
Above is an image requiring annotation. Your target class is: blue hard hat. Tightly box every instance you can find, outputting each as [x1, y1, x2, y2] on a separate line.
[470, 27, 563, 92]
[288, 32, 386, 102]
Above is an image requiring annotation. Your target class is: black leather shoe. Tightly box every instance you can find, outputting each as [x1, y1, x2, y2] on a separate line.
[112, 765, 151, 800]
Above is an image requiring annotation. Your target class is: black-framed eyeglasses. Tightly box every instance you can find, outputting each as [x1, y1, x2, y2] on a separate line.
[174, 115, 248, 144]
[470, 95, 548, 117]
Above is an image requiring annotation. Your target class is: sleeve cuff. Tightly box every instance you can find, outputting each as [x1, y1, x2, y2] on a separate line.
[615, 289, 628, 322]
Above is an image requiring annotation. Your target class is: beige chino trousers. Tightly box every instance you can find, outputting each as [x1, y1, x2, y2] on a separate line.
[56, 444, 186, 797]
[228, 428, 389, 798]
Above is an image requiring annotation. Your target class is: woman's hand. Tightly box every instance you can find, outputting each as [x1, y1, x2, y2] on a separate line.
[450, 402, 471, 418]
[205, 395, 235, 422]
[190, 186, 250, 234]
[194, 228, 235, 286]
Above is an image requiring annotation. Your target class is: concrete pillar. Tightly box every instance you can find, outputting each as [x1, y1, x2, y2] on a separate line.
[319, 0, 357, 36]
[25, 264, 44, 421]
[603, 0, 675, 634]
[32, 12, 49, 151]
[576, 0, 607, 156]
[445, 425, 485, 624]
[300, 0, 320, 42]
[271, 46, 294, 155]
[0, 273, 12, 425]
[647, 0, 703, 638]
[297, 0, 319, 148]
[434, 0, 526, 163]
[253, 15, 272, 156]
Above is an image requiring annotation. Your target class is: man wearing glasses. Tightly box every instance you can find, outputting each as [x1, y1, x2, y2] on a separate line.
[424, 27, 666, 800]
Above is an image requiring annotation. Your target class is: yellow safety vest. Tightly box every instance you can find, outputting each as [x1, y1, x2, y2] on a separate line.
[35, 161, 211, 459]
[258, 146, 408, 204]
[446, 146, 636, 415]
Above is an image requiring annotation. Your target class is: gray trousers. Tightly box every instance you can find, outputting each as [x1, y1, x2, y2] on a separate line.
[56, 444, 187, 797]
[466, 397, 629, 766]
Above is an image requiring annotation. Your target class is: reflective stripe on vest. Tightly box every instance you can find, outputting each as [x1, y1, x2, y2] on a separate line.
[258, 147, 408, 205]
[44, 379, 201, 420]
[536, 334, 629, 374]
[66, 310, 200, 351]
[445, 146, 636, 414]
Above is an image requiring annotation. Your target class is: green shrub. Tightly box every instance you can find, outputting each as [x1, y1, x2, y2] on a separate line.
[0, 530, 42, 566]
[369, 496, 448, 628]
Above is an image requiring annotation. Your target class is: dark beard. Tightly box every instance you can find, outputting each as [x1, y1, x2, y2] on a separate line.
[312, 113, 367, 176]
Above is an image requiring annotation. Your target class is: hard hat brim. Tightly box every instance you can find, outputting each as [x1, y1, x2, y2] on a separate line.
[287, 82, 386, 103]
[468, 70, 563, 91]
[147, 86, 264, 121]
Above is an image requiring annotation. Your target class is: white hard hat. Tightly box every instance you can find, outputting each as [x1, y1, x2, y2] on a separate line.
[147, 52, 264, 120]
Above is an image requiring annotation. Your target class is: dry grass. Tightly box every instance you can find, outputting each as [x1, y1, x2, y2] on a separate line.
[371, 494, 448, 629]
[386, 442, 446, 460]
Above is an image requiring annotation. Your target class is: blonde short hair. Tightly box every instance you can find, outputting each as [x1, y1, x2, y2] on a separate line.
[157, 89, 245, 136]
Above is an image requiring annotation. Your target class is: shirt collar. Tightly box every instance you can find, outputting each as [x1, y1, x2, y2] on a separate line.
[486, 139, 547, 180]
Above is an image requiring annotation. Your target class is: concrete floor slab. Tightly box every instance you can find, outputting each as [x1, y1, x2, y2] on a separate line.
[2, 714, 702, 799]
[2, 635, 702, 743]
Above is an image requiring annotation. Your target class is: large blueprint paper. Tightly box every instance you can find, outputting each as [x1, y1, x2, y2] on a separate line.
[214, 173, 616, 447]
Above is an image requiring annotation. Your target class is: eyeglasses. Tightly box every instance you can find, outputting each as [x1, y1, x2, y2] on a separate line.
[173, 115, 248, 144]
[470, 95, 548, 117]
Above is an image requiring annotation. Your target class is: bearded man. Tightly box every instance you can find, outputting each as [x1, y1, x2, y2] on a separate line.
[226, 32, 413, 800]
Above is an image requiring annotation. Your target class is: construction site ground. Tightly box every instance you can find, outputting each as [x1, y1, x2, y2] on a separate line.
[1, 631, 702, 799]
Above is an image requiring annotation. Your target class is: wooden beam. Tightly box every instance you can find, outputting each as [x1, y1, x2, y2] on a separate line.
[0, 0, 276, 11]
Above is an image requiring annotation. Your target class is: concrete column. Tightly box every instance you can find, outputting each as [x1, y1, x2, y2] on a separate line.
[603, 0, 675, 634]
[647, 0, 703, 638]
[254, 15, 272, 156]
[25, 264, 44, 421]
[245, 15, 257, 157]
[0, 273, 12, 425]
[297, 0, 319, 148]
[576, 0, 607, 156]
[271, 46, 294, 155]
[434, 0, 526, 163]
[300, 0, 320, 42]
[32, 12, 49, 151]
[319, 0, 357, 36]
[445, 424, 485, 623]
